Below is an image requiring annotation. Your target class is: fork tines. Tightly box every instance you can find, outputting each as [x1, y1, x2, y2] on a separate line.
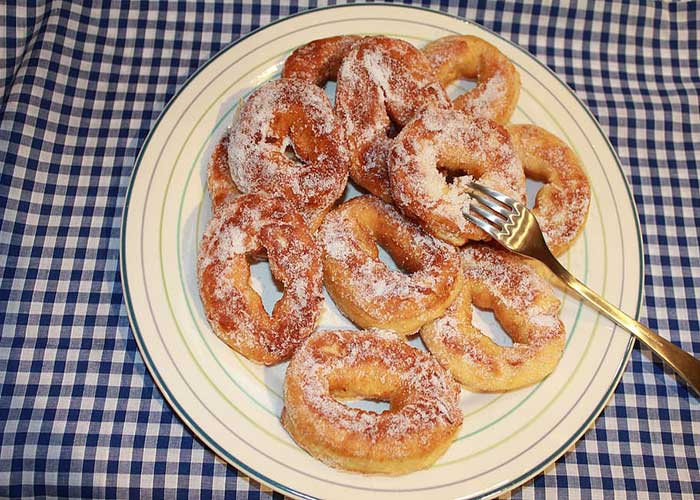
[462, 182, 517, 236]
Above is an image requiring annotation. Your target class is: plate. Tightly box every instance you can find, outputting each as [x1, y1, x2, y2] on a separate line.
[120, 5, 643, 499]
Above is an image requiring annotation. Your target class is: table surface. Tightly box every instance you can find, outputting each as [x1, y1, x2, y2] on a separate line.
[1, 1, 698, 498]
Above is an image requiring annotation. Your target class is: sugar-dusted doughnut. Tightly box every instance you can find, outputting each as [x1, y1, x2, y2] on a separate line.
[207, 135, 240, 211]
[424, 35, 520, 124]
[282, 329, 463, 474]
[228, 79, 350, 230]
[197, 194, 323, 365]
[421, 243, 565, 392]
[335, 36, 451, 201]
[389, 106, 526, 246]
[282, 35, 363, 86]
[317, 195, 463, 336]
[507, 124, 591, 256]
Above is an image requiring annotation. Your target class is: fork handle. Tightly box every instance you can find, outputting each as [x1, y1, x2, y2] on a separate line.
[540, 253, 700, 395]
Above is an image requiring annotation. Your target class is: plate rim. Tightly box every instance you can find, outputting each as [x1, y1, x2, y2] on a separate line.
[119, 4, 643, 499]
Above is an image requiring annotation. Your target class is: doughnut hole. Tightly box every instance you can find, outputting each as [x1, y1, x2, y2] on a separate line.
[343, 399, 392, 413]
[323, 80, 337, 105]
[445, 77, 477, 101]
[376, 242, 409, 275]
[470, 306, 514, 347]
[525, 177, 546, 210]
[249, 259, 284, 316]
[282, 141, 304, 165]
[353, 206, 428, 275]
[327, 365, 403, 412]
[269, 105, 332, 167]
[386, 119, 401, 139]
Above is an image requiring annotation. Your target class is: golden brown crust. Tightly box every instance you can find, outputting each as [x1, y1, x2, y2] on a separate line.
[282, 329, 463, 474]
[197, 34, 587, 475]
[335, 36, 451, 201]
[389, 106, 526, 246]
[227, 79, 350, 231]
[207, 135, 240, 211]
[424, 35, 521, 124]
[197, 194, 323, 365]
[421, 243, 565, 392]
[317, 195, 464, 335]
[507, 124, 591, 256]
[282, 35, 363, 86]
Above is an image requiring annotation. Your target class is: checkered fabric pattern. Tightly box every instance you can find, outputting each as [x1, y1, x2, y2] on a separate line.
[1, 1, 698, 498]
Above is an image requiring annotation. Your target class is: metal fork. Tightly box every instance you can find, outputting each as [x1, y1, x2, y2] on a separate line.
[463, 181, 700, 394]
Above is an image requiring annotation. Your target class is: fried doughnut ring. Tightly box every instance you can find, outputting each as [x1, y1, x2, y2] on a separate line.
[507, 124, 591, 256]
[336, 36, 451, 201]
[282, 329, 463, 474]
[317, 195, 463, 336]
[207, 135, 240, 210]
[228, 79, 350, 230]
[389, 106, 526, 246]
[197, 194, 323, 365]
[424, 35, 520, 124]
[421, 244, 565, 392]
[282, 35, 363, 86]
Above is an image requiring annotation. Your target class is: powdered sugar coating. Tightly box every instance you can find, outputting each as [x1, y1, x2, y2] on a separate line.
[389, 106, 526, 245]
[197, 194, 324, 365]
[421, 243, 565, 392]
[424, 35, 521, 124]
[508, 124, 591, 256]
[335, 36, 450, 200]
[317, 195, 463, 335]
[282, 329, 462, 471]
[228, 79, 350, 229]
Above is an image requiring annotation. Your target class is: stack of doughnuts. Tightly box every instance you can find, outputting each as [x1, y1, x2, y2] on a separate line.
[197, 33, 591, 475]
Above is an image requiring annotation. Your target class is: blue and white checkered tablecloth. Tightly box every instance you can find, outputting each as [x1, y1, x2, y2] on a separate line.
[1, 1, 698, 498]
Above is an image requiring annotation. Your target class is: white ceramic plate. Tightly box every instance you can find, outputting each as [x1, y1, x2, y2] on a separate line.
[120, 5, 643, 499]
